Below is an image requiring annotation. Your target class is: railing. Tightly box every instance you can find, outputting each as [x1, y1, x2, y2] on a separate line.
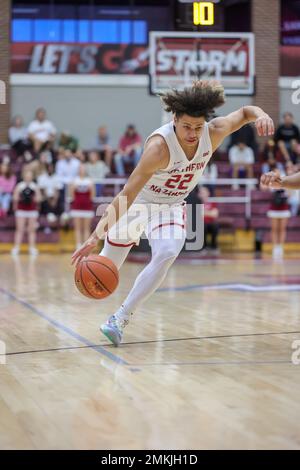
[201, 178, 258, 219]
[66, 177, 258, 219]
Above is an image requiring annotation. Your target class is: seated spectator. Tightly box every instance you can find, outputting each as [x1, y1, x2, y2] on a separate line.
[23, 151, 51, 181]
[27, 108, 57, 154]
[11, 169, 41, 257]
[74, 149, 87, 163]
[229, 141, 254, 189]
[228, 123, 258, 157]
[199, 186, 219, 253]
[95, 126, 113, 169]
[262, 139, 284, 174]
[203, 161, 218, 196]
[58, 131, 79, 153]
[38, 163, 63, 217]
[114, 124, 142, 176]
[275, 112, 300, 164]
[0, 161, 17, 217]
[69, 164, 95, 249]
[55, 149, 80, 186]
[8, 115, 31, 156]
[86, 150, 110, 197]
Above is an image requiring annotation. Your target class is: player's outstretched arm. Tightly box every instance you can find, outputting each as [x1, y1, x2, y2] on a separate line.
[71, 136, 169, 266]
[209, 106, 274, 151]
[260, 170, 300, 190]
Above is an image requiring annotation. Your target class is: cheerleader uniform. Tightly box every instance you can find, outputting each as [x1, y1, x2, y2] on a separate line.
[267, 189, 291, 219]
[70, 177, 94, 218]
[16, 181, 39, 218]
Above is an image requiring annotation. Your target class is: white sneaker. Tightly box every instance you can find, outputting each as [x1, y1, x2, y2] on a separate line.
[11, 246, 19, 257]
[29, 247, 39, 257]
[100, 314, 129, 347]
[272, 245, 283, 260]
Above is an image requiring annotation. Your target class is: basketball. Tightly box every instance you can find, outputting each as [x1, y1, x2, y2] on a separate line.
[74, 255, 119, 299]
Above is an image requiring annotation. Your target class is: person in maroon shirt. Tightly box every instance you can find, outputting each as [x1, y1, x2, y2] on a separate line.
[199, 186, 219, 251]
[114, 124, 142, 176]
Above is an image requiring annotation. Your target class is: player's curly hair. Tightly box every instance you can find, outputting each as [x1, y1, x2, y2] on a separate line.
[159, 80, 225, 120]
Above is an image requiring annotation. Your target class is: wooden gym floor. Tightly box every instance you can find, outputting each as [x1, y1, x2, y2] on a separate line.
[0, 253, 300, 449]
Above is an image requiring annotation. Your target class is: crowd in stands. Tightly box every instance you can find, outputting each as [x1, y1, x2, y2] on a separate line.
[1, 107, 300, 258]
[0, 107, 144, 255]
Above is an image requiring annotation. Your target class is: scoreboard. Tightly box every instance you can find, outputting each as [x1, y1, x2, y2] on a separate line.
[193, 2, 215, 26]
[175, 0, 224, 31]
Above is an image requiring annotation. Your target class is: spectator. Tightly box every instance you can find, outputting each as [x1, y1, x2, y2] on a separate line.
[0, 161, 17, 217]
[38, 163, 63, 217]
[74, 149, 87, 163]
[114, 124, 142, 176]
[199, 186, 219, 253]
[262, 139, 284, 174]
[58, 131, 79, 153]
[203, 161, 218, 195]
[95, 126, 113, 169]
[11, 169, 41, 257]
[86, 150, 110, 197]
[274, 112, 300, 164]
[229, 141, 255, 189]
[27, 108, 57, 154]
[8, 115, 31, 156]
[69, 164, 95, 249]
[55, 149, 80, 213]
[228, 124, 258, 157]
[55, 149, 80, 186]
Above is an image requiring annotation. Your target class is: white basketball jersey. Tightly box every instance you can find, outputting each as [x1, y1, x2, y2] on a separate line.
[136, 120, 213, 205]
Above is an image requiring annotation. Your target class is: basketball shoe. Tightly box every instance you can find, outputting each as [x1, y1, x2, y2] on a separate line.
[100, 314, 129, 347]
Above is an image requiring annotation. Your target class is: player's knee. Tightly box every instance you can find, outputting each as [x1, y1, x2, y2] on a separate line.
[156, 243, 182, 262]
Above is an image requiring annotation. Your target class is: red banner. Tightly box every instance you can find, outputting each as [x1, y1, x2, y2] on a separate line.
[11, 43, 149, 74]
[281, 46, 300, 76]
[11, 42, 300, 77]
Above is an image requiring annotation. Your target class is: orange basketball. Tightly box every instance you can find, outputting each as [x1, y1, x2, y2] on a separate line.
[74, 255, 119, 299]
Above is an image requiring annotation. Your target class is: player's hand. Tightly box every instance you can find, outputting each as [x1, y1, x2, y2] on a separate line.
[260, 170, 283, 190]
[255, 115, 274, 137]
[71, 232, 99, 267]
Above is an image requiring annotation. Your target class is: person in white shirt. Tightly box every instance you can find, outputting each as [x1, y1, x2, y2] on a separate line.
[86, 150, 110, 197]
[55, 149, 80, 186]
[71, 80, 274, 347]
[27, 108, 57, 153]
[229, 141, 254, 188]
[8, 115, 31, 156]
[38, 163, 63, 216]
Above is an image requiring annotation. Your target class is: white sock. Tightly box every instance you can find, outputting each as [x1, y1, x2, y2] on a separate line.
[114, 304, 131, 322]
[118, 232, 185, 317]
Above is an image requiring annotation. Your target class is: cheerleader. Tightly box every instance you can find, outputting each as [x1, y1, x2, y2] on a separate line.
[69, 164, 95, 249]
[266, 166, 291, 260]
[12, 169, 41, 256]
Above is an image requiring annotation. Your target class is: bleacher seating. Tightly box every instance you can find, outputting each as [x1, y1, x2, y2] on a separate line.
[1, 147, 299, 250]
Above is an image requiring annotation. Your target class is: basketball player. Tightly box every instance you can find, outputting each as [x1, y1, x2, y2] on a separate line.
[261, 169, 300, 190]
[72, 80, 274, 346]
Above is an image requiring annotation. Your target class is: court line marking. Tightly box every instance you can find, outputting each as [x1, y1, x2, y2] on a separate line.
[120, 330, 300, 346]
[157, 283, 300, 293]
[0, 287, 131, 368]
[1, 329, 299, 358]
[128, 359, 293, 367]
